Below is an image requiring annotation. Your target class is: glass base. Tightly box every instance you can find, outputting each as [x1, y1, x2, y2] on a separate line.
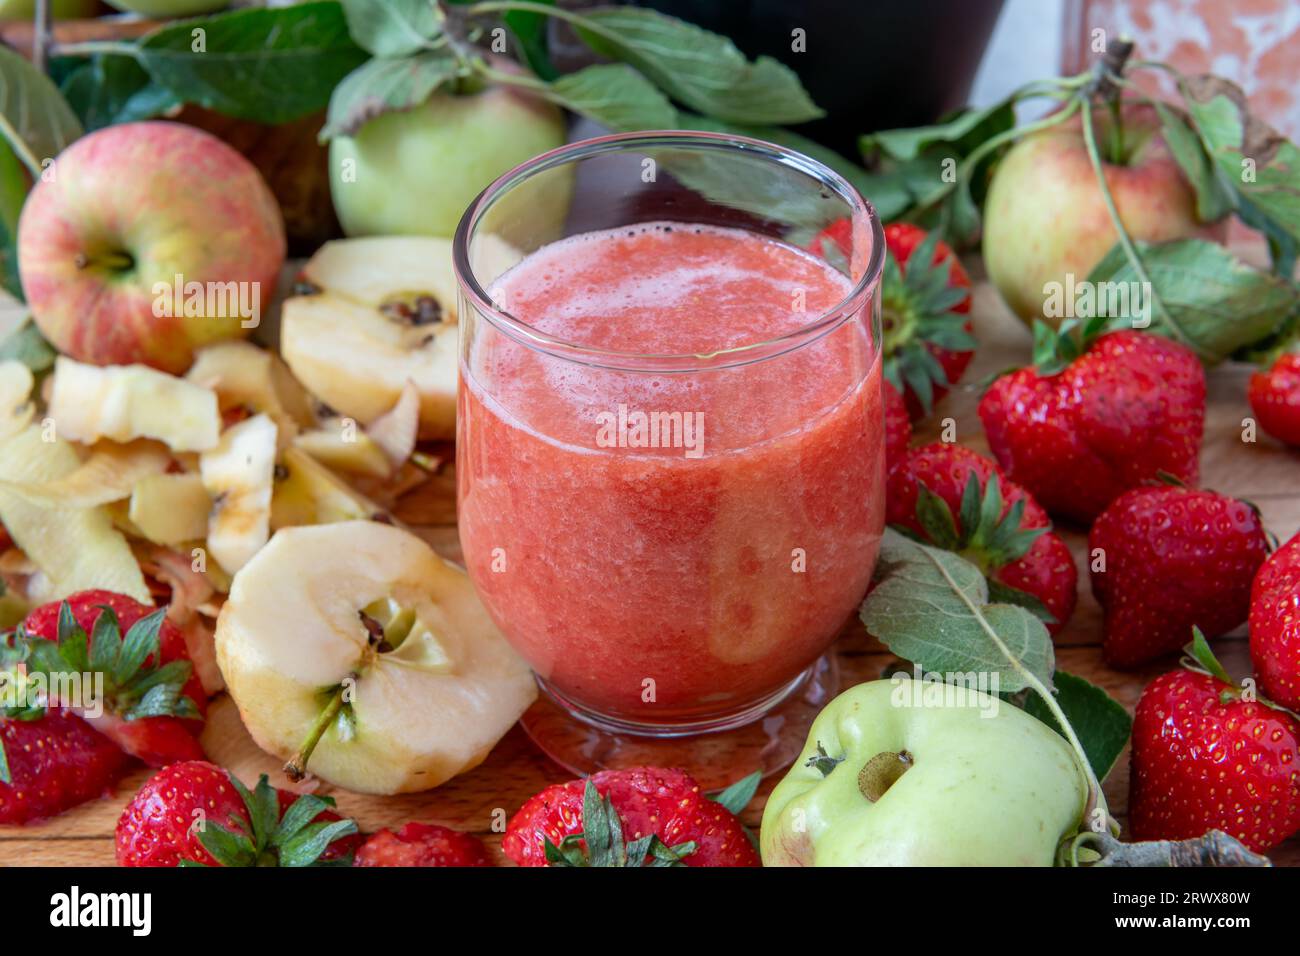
[519, 654, 841, 792]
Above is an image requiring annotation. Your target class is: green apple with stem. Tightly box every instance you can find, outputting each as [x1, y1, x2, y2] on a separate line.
[329, 73, 566, 239]
[982, 101, 1210, 326]
[760, 679, 1088, 866]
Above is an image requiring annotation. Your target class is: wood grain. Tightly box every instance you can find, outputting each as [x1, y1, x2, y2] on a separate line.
[4, 261, 1299, 868]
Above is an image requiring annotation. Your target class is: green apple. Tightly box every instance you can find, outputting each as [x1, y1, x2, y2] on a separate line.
[102, 0, 229, 15]
[17, 121, 285, 374]
[982, 102, 1206, 326]
[329, 82, 566, 238]
[760, 679, 1087, 866]
[0, 0, 99, 18]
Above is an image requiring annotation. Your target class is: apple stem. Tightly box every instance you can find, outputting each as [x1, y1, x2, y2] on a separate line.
[1069, 829, 1271, 868]
[283, 683, 347, 782]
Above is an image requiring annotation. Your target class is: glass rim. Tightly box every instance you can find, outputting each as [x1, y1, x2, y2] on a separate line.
[451, 129, 885, 373]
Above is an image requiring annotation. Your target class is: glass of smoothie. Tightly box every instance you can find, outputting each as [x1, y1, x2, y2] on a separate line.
[453, 131, 884, 785]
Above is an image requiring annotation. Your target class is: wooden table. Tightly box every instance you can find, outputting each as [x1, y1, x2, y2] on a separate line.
[4, 265, 1298, 868]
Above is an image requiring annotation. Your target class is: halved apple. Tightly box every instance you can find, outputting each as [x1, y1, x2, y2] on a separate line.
[48, 356, 221, 452]
[215, 521, 537, 794]
[279, 235, 519, 440]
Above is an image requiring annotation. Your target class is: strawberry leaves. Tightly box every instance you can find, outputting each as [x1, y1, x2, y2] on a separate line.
[543, 780, 696, 867]
[17, 602, 198, 722]
[180, 773, 359, 868]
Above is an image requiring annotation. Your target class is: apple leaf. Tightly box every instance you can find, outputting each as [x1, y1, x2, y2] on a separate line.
[60, 56, 180, 132]
[1177, 74, 1300, 278]
[0, 321, 56, 374]
[339, 0, 442, 59]
[1154, 102, 1234, 225]
[1021, 671, 1131, 782]
[859, 101, 1016, 162]
[680, 113, 911, 221]
[860, 529, 1055, 694]
[570, 6, 821, 126]
[501, 0, 558, 81]
[0, 141, 26, 301]
[1084, 237, 1298, 363]
[544, 63, 677, 132]
[320, 50, 465, 141]
[0, 44, 82, 174]
[134, 2, 369, 125]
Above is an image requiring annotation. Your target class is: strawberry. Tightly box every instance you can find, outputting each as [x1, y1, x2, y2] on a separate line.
[116, 760, 360, 867]
[886, 442, 1077, 633]
[1089, 484, 1268, 668]
[1249, 531, 1300, 710]
[883, 378, 911, 473]
[0, 708, 131, 824]
[1129, 634, 1300, 853]
[502, 767, 760, 867]
[17, 590, 207, 766]
[979, 329, 1205, 524]
[1249, 352, 1300, 447]
[812, 221, 974, 418]
[354, 822, 491, 867]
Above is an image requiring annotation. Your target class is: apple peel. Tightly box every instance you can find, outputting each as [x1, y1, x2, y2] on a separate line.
[0, 439, 170, 508]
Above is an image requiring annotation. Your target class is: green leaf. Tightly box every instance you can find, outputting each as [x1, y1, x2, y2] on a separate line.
[1185, 625, 1233, 684]
[56, 603, 90, 675]
[0, 44, 82, 173]
[503, 0, 558, 81]
[196, 821, 257, 868]
[1084, 237, 1299, 362]
[985, 578, 1056, 624]
[1177, 74, 1300, 276]
[711, 770, 760, 816]
[572, 6, 821, 126]
[339, 0, 440, 58]
[87, 606, 123, 679]
[272, 791, 333, 846]
[545, 63, 677, 132]
[60, 56, 179, 132]
[1021, 671, 1131, 781]
[320, 50, 462, 141]
[115, 607, 165, 686]
[135, 1, 369, 125]
[678, 113, 910, 221]
[860, 529, 1055, 694]
[0, 734, 9, 786]
[0, 321, 55, 373]
[1155, 102, 1233, 224]
[861, 101, 1014, 162]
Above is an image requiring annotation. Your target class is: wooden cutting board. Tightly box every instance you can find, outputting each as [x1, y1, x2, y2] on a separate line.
[4, 262, 1299, 868]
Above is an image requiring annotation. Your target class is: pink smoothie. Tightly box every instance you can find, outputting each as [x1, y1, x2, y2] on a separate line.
[458, 222, 883, 727]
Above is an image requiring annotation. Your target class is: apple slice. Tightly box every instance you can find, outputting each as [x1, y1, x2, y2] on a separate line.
[200, 414, 277, 575]
[215, 521, 537, 794]
[0, 424, 150, 602]
[270, 446, 384, 529]
[129, 473, 212, 546]
[49, 356, 221, 452]
[186, 340, 314, 449]
[280, 235, 520, 440]
[293, 420, 392, 479]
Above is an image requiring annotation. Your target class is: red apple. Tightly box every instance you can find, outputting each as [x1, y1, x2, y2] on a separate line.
[982, 102, 1208, 326]
[18, 121, 286, 374]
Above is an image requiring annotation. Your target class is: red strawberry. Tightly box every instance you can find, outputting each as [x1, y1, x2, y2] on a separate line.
[1089, 485, 1268, 668]
[980, 330, 1205, 524]
[1129, 638, 1300, 853]
[1249, 532, 1300, 710]
[116, 760, 360, 867]
[812, 221, 974, 418]
[354, 822, 491, 867]
[20, 590, 207, 766]
[883, 378, 912, 473]
[502, 767, 759, 867]
[886, 442, 1077, 633]
[1249, 352, 1300, 447]
[0, 708, 131, 825]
